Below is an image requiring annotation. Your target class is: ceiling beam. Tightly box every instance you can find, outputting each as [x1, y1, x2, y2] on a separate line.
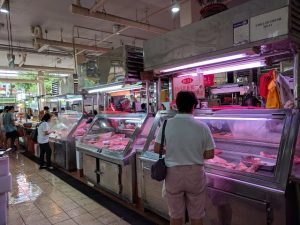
[90, 0, 108, 13]
[0, 65, 74, 73]
[0, 44, 72, 57]
[0, 78, 39, 84]
[35, 38, 110, 53]
[71, 4, 169, 34]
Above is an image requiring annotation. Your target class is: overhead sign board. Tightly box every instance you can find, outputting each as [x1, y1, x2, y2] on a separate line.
[250, 7, 289, 42]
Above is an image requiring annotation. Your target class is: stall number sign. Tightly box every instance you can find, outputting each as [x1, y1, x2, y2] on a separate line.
[173, 75, 204, 99]
[250, 7, 288, 42]
[233, 20, 249, 46]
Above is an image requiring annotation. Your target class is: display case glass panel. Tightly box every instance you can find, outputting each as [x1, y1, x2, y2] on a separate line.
[72, 117, 93, 138]
[292, 116, 300, 179]
[80, 113, 146, 156]
[49, 113, 82, 140]
[144, 110, 287, 178]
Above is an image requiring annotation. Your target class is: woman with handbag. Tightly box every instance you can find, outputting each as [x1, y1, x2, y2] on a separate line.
[154, 91, 215, 225]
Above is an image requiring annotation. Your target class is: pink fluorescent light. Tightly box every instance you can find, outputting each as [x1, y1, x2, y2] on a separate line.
[177, 73, 198, 77]
[202, 61, 265, 75]
[194, 116, 271, 121]
[161, 53, 247, 73]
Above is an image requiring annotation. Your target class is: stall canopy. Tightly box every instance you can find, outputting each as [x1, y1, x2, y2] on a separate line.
[143, 0, 300, 74]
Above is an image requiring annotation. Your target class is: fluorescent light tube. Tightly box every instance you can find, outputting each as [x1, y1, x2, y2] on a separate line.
[65, 98, 82, 102]
[0, 73, 18, 77]
[194, 116, 271, 121]
[49, 73, 69, 77]
[0, 70, 18, 74]
[202, 61, 265, 75]
[161, 54, 247, 73]
[177, 73, 198, 77]
[0, 9, 9, 14]
[88, 85, 123, 93]
[107, 85, 143, 93]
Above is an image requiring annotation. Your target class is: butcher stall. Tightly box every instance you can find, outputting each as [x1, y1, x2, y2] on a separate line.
[76, 112, 153, 203]
[140, 0, 300, 224]
[138, 109, 299, 224]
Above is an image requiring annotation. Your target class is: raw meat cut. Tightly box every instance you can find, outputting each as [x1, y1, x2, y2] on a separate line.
[111, 134, 126, 139]
[294, 156, 300, 164]
[73, 119, 90, 137]
[242, 156, 261, 165]
[245, 164, 260, 173]
[236, 162, 248, 172]
[125, 124, 135, 129]
[214, 149, 222, 155]
[260, 151, 277, 159]
[206, 156, 236, 169]
[98, 132, 113, 139]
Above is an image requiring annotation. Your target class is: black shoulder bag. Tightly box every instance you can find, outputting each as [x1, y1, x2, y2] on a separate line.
[31, 122, 41, 142]
[151, 120, 167, 182]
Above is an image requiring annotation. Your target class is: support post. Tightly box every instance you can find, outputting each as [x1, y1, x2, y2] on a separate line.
[157, 77, 161, 112]
[294, 53, 300, 108]
[146, 81, 150, 114]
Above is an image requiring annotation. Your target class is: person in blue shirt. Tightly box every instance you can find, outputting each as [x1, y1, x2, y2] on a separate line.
[3, 106, 20, 151]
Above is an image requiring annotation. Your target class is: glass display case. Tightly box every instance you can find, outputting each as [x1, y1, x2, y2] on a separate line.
[143, 109, 289, 182]
[50, 113, 82, 140]
[138, 109, 298, 224]
[48, 112, 83, 170]
[77, 112, 150, 203]
[72, 116, 94, 139]
[79, 113, 147, 158]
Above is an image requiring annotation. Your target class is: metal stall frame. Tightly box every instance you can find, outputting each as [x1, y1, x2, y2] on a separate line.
[139, 0, 300, 224]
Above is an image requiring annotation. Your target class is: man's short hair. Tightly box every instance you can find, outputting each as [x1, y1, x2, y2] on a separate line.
[44, 106, 49, 111]
[176, 91, 198, 113]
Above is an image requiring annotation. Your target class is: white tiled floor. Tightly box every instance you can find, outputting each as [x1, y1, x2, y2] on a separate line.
[7, 152, 130, 225]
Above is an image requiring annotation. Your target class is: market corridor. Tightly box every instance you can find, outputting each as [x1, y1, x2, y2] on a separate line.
[6, 152, 152, 225]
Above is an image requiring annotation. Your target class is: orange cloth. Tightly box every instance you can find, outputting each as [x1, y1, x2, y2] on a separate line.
[266, 71, 281, 109]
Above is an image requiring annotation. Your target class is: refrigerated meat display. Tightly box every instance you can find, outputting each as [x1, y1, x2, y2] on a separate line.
[49, 112, 91, 170]
[138, 109, 299, 225]
[76, 112, 153, 203]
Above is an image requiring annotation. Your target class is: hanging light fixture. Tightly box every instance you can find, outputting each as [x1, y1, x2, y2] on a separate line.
[0, 0, 9, 14]
[171, 0, 180, 13]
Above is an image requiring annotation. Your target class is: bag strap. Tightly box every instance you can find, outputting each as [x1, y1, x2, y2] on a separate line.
[159, 120, 167, 159]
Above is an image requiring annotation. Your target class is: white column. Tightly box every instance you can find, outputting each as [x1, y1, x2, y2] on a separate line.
[37, 71, 45, 96]
[179, 0, 200, 27]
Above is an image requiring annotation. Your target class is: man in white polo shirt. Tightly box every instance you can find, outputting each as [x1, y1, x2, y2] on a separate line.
[155, 91, 215, 225]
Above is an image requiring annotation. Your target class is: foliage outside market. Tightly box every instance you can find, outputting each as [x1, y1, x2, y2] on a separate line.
[11, 72, 60, 95]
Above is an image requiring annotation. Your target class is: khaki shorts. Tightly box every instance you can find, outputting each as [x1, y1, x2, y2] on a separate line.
[165, 165, 206, 219]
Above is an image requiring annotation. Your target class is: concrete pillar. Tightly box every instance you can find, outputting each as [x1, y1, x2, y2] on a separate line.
[179, 0, 200, 27]
[37, 71, 45, 95]
[60, 76, 74, 94]
[76, 52, 87, 90]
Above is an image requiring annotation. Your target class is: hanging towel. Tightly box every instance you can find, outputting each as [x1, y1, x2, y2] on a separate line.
[259, 70, 273, 100]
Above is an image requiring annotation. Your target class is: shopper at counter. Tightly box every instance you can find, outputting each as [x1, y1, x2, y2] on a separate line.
[39, 106, 50, 120]
[38, 113, 55, 170]
[3, 106, 20, 151]
[154, 91, 215, 225]
[0, 106, 9, 148]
